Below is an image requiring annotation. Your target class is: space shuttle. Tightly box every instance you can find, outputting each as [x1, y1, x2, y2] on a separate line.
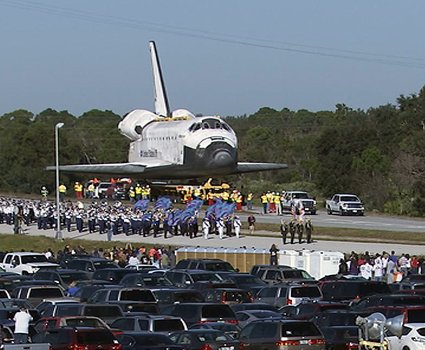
[49, 41, 287, 179]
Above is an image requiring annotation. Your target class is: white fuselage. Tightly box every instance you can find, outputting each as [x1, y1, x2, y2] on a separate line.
[119, 109, 238, 172]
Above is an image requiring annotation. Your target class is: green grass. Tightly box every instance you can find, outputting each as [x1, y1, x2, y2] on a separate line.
[253, 222, 425, 244]
[0, 234, 156, 254]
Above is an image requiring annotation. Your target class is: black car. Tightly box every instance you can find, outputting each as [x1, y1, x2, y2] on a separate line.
[33, 269, 90, 288]
[318, 280, 390, 302]
[175, 259, 236, 272]
[92, 268, 139, 284]
[169, 329, 240, 350]
[117, 332, 183, 350]
[161, 303, 238, 326]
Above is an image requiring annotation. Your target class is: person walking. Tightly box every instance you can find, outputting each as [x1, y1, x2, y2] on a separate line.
[247, 214, 256, 235]
[233, 215, 241, 238]
[13, 307, 33, 344]
[269, 244, 279, 265]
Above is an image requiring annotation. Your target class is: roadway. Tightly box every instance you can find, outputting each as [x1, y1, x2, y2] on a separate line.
[1, 208, 425, 255]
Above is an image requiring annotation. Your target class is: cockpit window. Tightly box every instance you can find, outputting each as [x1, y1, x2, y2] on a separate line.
[190, 119, 231, 132]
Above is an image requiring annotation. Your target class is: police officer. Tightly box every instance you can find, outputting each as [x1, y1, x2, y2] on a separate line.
[280, 219, 289, 245]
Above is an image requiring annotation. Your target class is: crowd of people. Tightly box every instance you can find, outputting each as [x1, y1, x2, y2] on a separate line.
[338, 250, 425, 283]
[0, 196, 245, 241]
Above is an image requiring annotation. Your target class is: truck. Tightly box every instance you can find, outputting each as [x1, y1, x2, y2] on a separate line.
[325, 193, 364, 216]
[0, 252, 59, 275]
[281, 191, 317, 215]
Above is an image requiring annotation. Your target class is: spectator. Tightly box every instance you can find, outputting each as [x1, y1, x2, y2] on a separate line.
[13, 307, 33, 344]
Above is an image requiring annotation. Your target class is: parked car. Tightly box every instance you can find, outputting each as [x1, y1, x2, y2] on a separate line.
[11, 285, 65, 307]
[33, 269, 90, 288]
[238, 319, 325, 350]
[189, 322, 241, 339]
[92, 268, 140, 284]
[66, 258, 119, 276]
[351, 294, 425, 312]
[326, 194, 364, 216]
[111, 315, 187, 334]
[254, 283, 322, 308]
[204, 288, 252, 304]
[318, 280, 390, 302]
[235, 310, 283, 328]
[279, 301, 349, 320]
[117, 332, 183, 350]
[164, 270, 223, 288]
[169, 329, 240, 350]
[32, 327, 121, 350]
[33, 315, 111, 333]
[255, 267, 316, 284]
[119, 273, 173, 288]
[311, 311, 359, 350]
[161, 303, 238, 326]
[174, 259, 236, 272]
[386, 323, 425, 350]
[150, 288, 204, 308]
[87, 287, 157, 304]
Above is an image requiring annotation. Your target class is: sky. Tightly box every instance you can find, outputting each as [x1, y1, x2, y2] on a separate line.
[1, 0, 425, 118]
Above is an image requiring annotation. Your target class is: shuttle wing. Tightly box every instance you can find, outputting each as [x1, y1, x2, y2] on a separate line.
[47, 162, 160, 175]
[235, 162, 288, 174]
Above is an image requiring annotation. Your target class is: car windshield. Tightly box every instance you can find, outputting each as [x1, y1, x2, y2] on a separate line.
[340, 196, 360, 202]
[231, 275, 264, 284]
[93, 261, 118, 270]
[21, 255, 49, 264]
[204, 262, 235, 272]
[120, 290, 156, 302]
[281, 323, 321, 337]
[153, 319, 185, 332]
[202, 305, 235, 318]
[292, 193, 309, 199]
[192, 273, 222, 282]
[291, 287, 321, 298]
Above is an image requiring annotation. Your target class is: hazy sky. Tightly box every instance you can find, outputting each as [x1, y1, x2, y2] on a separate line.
[1, 0, 425, 118]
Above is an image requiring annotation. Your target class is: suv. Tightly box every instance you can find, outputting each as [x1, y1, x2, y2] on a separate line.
[204, 288, 253, 304]
[165, 270, 222, 288]
[161, 303, 238, 326]
[111, 315, 187, 334]
[33, 269, 90, 288]
[318, 280, 391, 302]
[175, 259, 236, 272]
[256, 267, 315, 284]
[66, 258, 119, 276]
[11, 285, 65, 307]
[87, 287, 157, 304]
[254, 283, 323, 308]
[32, 327, 121, 350]
[238, 319, 325, 350]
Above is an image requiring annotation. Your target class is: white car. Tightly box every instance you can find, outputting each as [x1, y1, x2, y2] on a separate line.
[386, 323, 425, 350]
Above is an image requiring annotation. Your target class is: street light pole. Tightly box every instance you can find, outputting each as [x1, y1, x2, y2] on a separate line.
[55, 122, 64, 240]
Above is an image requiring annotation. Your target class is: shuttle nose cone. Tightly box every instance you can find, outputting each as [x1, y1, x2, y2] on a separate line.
[212, 150, 233, 168]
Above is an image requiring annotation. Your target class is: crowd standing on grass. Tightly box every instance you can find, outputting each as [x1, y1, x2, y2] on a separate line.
[338, 250, 425, 283]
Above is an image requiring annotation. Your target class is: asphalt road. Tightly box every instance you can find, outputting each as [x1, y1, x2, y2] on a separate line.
[1, 216, 425, 256]
[238, 208, 425, 233]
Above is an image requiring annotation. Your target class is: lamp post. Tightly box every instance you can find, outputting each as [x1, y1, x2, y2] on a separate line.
[55, 122, 64, 240]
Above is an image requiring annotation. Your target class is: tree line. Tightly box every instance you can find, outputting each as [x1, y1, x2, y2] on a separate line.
[1, 86, 425, 215]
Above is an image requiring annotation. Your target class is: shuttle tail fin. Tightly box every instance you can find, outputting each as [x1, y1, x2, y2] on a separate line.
[149, 41, 170, 117]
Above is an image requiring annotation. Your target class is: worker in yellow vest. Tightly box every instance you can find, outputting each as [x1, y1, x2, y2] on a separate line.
[128, 187, 136, 203]
[222, 191, 230, 203]
[261, 193, 268, 214]
[274, 192, 282, 215]
[58, 184, 67, 201]
[135, 184, 142, 200]
[74, 182, 83, 199]
[246, 192, 254, 210]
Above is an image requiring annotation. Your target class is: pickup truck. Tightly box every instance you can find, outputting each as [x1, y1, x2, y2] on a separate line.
[326, 193, 364, 216]
[0, 252, 59, 275]
[281, 191, 317, 214]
